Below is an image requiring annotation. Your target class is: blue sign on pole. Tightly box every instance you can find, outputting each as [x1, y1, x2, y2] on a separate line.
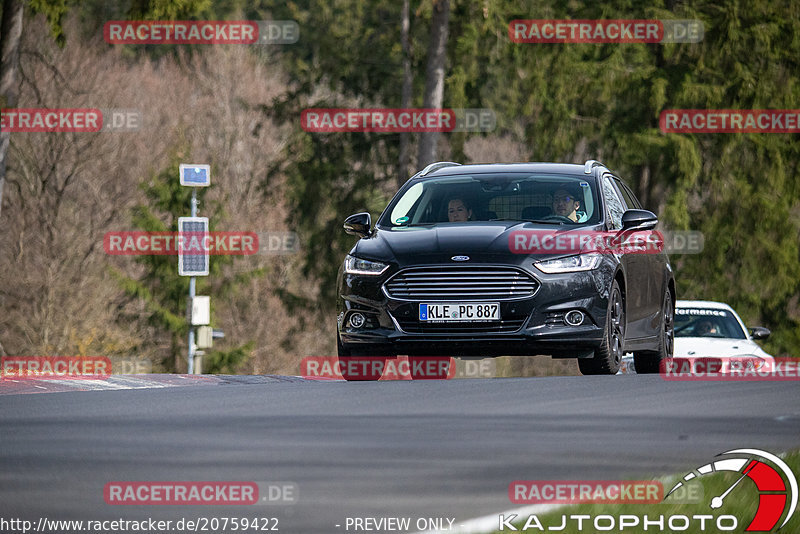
[179, 164, 211, 187]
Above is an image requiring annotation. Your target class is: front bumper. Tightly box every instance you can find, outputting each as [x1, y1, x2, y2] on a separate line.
[337, 264, 614, 357]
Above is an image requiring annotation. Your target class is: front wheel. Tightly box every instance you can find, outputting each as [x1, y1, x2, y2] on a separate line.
[578, 280, 624, 375]
[338, 336, 383, 381]
[633, 291, 674, 374]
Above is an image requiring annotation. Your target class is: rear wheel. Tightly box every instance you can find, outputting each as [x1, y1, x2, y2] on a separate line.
[578, 280, 624, 375]
[633, 291, 674, 374]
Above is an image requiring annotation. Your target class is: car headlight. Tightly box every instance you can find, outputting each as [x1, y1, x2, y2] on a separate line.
[344, 255, 389, 275]
[732, 355, 766, 371]
[535, 253, 601, 273]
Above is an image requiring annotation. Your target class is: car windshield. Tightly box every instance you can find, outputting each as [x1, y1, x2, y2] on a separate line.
[674, 307, 747, 339]
[379, 173, 600, 227]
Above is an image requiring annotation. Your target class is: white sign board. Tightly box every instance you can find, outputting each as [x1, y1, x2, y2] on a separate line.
[191, 296, 211, 326]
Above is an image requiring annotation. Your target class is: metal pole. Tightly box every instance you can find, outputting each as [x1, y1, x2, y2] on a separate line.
[187, 188, 198, 374]
[188, 277, 195, 374]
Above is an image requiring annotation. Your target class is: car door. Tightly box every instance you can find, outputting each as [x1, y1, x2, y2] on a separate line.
[600, 174, 647, 342]
[612, 176, 664, 341]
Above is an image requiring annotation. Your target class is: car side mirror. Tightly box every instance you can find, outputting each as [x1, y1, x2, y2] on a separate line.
[621, 209, 658, 231]
[749, 326, 771, 340]
[343, 212, 372, 238]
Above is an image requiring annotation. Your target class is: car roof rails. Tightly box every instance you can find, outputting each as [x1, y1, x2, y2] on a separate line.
[584, 160, 606, 174]
[416, 161, 462, 177]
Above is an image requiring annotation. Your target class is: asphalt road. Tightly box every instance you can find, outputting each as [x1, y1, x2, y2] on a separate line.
[1, 375, 799, 533]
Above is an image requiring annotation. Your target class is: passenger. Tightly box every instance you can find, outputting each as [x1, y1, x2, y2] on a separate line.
[551, 187, 581, 222]
[448, 198, 473, 222]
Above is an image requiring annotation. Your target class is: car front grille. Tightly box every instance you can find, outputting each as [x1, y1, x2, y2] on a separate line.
[383, 266, 538, 301]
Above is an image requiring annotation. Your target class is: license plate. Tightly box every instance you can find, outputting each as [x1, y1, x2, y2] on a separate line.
[419, 303, 500, 322]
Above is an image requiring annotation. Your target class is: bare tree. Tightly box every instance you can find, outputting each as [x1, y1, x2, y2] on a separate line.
[0, 0, 24, 219]
[416, 0, 450, 168]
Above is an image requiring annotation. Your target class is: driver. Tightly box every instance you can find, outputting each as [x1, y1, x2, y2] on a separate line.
[695, 320, 719, 336]
[448, 198, 473, 222]
[551, 186, 581, 222]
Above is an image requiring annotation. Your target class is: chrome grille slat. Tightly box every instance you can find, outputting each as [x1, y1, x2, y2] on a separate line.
[400, 270, 524, 276]
[391, 277, 532, 281]
[392, 287, 531, 295]
[388, 281, 536, 286]
[384, 266, 538, 301]
[395, 292, 527, 301]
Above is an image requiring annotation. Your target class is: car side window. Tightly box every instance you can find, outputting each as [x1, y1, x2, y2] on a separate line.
[601, 175, 625, 230]
[614, 179, 639, 210]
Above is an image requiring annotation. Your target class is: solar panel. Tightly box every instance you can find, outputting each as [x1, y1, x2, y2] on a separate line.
[178, 217, 209, 276]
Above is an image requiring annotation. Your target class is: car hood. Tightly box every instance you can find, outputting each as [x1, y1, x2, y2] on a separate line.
[674, 337, 773, 359]
[353, 222, 603, 265]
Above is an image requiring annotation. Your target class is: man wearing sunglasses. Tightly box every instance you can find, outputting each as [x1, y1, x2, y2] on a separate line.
[551, 187, 581, 222]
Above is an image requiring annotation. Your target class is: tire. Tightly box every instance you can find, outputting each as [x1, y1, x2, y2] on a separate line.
[337, 334, 351, 357]
[578, 280, 624, 375]
[633, 291, 674, 374]
[337, 337, 385, 381]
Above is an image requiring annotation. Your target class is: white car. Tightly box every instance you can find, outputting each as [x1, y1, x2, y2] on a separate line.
[618, 300, 774, 374]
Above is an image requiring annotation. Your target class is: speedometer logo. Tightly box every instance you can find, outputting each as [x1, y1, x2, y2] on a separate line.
[666, 448, 797, 531]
